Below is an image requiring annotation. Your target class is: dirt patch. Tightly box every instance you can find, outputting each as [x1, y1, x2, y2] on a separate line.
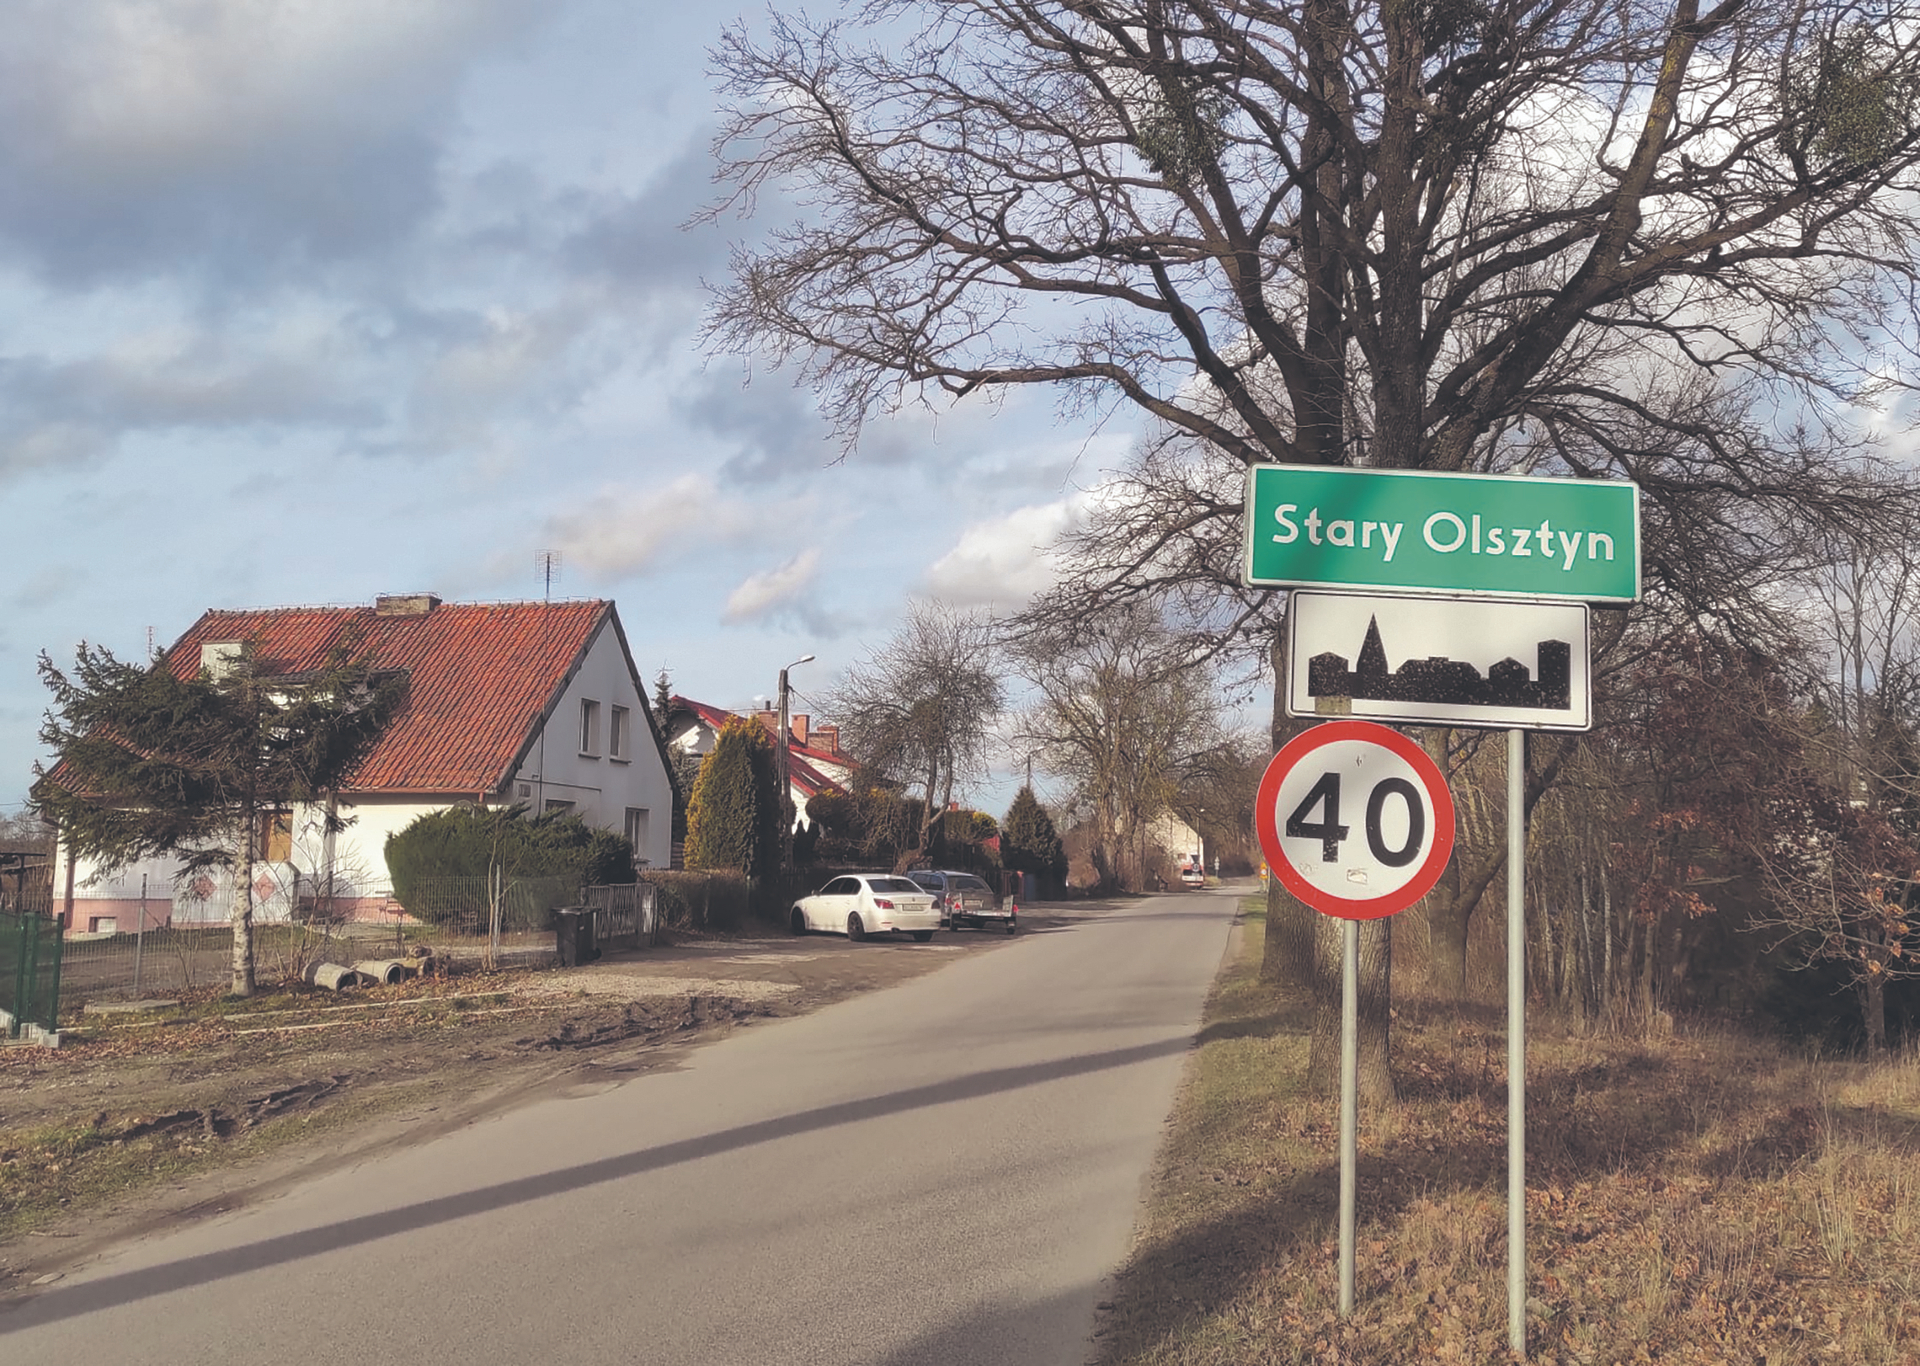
[0, 909, 1100, 1297]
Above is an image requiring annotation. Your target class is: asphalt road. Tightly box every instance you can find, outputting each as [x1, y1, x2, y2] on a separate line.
[2, 890, 1239, 1366]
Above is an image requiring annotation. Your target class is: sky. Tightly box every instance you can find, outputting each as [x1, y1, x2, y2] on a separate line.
[0, 0, 1142, 824]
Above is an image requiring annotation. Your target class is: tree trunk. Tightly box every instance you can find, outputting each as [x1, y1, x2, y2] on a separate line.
[1305, 915, 1397, 1103]
[1860, 957, 1888, 1057]
[230, 844, 256, 998]
[1425, 884, 1473, 997]
[1427, 736, 1569, 1001]
[1263, 878, 1316, 990]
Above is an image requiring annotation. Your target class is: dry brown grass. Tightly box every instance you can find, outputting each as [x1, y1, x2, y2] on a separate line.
[1096, 902, 1920, 1365]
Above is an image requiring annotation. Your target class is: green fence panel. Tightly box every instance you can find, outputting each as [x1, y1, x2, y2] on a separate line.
[1, 910, 62, 1037]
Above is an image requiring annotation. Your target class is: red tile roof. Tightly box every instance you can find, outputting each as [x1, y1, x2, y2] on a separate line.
[666, 694, 852, 798]
[166, 600, 612, 794]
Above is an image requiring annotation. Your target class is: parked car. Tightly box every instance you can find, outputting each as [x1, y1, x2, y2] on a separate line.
[905, 868, 1017, 934]
[790, 874, 940, 942]
[1180, 866, 1206, 888]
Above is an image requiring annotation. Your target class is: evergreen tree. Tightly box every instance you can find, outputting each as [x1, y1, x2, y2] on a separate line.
[650, 668, 702, 842]
[684, 716, 779, 876]
[34, 639, 402, 996]
[1001, 784, 1066, 890]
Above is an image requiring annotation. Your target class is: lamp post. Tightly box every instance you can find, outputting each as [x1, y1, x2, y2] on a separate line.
[777, 654, 814, 876]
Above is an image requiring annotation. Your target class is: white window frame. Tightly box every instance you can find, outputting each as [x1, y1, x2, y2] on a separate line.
[579, 698, 601, 756]
[624, 806, 650, 858]
[610, 704, 630, 761]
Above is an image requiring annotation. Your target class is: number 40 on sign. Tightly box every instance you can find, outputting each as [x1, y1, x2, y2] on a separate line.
[1255, 720, 1456, 920]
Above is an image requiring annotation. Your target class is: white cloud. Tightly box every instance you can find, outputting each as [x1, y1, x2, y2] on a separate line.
[537, 472, 798, 581]
[0, 0, 550, 282]
[723, 548, 822, 622]
[922, 497, 1086, 605]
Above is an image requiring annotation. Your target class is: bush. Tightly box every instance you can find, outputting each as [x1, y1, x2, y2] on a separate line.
[805, 790, 856, 838]
[642, 869, 750, 931]
[385, 804, 635, 922]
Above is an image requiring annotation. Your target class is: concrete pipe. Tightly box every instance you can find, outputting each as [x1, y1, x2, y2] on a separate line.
[351, 959, 409, 985]
[305, 962, 358, 991]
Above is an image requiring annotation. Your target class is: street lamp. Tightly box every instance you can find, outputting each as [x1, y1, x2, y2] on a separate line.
[777, 654, 815, 877]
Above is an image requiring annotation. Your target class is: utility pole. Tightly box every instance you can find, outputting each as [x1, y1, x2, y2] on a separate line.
[777, 654, 814, 876]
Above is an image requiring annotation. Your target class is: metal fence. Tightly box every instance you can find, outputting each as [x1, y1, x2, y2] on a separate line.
[581, 882, 659, 949]
[50, 876, 662, 1012]
[1, 909, 63, 1038]
[393, 874, 581, 937]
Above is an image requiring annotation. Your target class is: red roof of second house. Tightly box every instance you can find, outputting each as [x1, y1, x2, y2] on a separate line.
[669, 696, 737, 738]
[666, 694, 852, 798]
[166, 599, 611, 794]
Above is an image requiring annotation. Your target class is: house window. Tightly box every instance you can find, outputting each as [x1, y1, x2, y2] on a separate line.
[624, 807, 650, 855]
[610, 705, 630, 761]
[256, 811, 292, 862]
[579, 698, 601, 756]
[545, 798, 576, 816]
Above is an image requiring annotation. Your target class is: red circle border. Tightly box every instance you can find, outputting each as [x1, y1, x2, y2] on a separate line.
[1254, 720, 1456, 920]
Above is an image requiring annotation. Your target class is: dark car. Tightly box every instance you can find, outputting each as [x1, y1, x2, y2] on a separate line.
[905, 869, 1017, 934]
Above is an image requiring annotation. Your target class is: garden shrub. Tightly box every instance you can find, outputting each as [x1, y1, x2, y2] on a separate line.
[385, 804, 635, 922]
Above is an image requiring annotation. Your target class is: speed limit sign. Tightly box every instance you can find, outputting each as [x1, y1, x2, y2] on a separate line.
[1255, 720, 1455, 920]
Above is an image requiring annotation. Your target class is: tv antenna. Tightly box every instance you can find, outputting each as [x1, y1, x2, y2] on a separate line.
[536, 550, 562, 600]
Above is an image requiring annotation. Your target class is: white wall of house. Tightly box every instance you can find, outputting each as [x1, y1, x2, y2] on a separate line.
[499, 617, 674, 870]
[1146, 811, 1204, 867]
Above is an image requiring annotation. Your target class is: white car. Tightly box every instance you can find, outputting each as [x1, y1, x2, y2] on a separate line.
[791, 874, 941, 942]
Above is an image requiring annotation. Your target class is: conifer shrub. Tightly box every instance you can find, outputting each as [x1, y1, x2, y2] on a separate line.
[684, 716, 780, 875]
[1002, 784, 1068, 892]
[384, 804, 635, 922]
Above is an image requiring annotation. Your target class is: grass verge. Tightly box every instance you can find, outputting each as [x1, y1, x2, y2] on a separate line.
[1096, 900, 1920, 1365]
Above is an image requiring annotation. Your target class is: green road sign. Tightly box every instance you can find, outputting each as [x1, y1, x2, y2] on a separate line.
[1242, 464, 1640, 602]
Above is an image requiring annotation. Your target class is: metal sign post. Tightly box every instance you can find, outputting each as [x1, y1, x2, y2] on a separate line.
[1255, 721, 1457, 1317]
[1340, 917, 1359, 1316]
[1508, 728, 1527, 1355]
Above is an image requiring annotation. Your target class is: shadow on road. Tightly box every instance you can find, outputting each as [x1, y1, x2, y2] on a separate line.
[1, 1035, 1193, 1333]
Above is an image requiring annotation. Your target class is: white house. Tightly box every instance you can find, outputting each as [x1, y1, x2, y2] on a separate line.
[1146, 810, 1206, 872]
[49, 594, 676, 933]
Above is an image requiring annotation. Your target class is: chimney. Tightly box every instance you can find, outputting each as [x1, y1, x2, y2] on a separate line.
[791, 713, 809, 747]
[753, 709, 779, 738]
[814, 724, 839, 755]
[200, 641, 244, 680]
[375, 593, 441, 617]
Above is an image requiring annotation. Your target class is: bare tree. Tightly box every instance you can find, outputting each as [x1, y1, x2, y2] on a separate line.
[1015, 604, 1229, 890]
[706, 0, 1920, 1094]
[1747, 517, 1920, 1053]
[708, 0, 1920, 474]
[823, 601, 1007, 859]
